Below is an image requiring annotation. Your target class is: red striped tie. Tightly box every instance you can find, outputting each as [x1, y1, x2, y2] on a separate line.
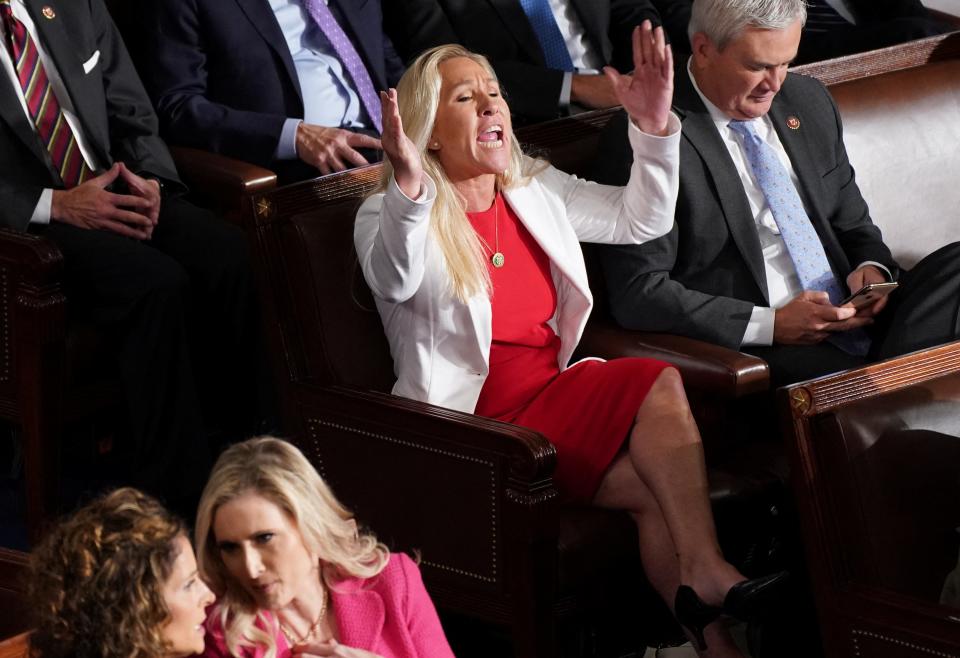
[1, 0, 92, 187]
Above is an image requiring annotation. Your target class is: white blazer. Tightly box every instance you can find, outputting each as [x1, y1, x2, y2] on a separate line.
[355, 116, 681, 413]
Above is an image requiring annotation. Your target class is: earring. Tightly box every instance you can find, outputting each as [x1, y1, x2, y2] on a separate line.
[430, 141, 440, 149]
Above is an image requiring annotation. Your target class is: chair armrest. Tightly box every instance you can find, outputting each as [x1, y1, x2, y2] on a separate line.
[578, 320, 769, 398]
[0, 229, 67, 541]
[291, 383, 560, 619]
[0, 229, 66, 349]
[0, 228, 63, 280]
[294, 383, 557, 492]
[169, 146, 277, 217]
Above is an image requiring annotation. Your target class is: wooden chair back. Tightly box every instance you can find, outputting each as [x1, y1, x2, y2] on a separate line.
[781, 341, 960, 657]
[795, 33, 960, 267]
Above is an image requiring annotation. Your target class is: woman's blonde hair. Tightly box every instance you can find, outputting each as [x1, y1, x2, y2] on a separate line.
[195, 436, 389, 658]
[378, 44, 542, 301]
[28, 488, 186, 658]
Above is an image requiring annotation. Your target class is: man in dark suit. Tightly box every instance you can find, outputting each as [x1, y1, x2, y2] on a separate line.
[596, 0, 960, 386]
[383, 0, 661, 125]
[137, 0, 404, 182]
[650, 0, 951, 63]
[0, 0, 258, 509]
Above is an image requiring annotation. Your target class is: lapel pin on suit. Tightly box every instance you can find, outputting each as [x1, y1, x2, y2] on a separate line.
[786, 115, 801, 130]
[41, 5, 55, 18]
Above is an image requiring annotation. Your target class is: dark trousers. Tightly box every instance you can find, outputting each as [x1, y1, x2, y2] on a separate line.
[37, 195, 259, 511]
[745, 241, 960, 388]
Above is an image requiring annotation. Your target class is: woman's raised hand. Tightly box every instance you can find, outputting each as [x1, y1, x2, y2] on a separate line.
[380, 89, 423, 199]
[602, 20, 674, 136]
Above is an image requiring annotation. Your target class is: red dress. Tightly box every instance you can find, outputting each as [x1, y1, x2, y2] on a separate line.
[469, 194, 672, 502]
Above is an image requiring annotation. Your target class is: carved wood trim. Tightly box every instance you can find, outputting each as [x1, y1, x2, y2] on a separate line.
[786, 341, 960, 417]
[791, 31, 960, 86]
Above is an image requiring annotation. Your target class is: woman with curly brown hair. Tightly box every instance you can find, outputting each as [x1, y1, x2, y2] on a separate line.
[28, 487, 216, 658]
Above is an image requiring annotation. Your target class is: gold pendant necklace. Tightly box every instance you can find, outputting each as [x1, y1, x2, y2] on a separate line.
[279, 587, 328, 647]
[489, 194, 505, 268]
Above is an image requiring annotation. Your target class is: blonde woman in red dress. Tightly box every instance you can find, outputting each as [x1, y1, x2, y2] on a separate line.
[355, 23, 785, 655]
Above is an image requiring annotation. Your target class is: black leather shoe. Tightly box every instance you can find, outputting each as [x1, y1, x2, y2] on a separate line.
[674, 571, 790, 650]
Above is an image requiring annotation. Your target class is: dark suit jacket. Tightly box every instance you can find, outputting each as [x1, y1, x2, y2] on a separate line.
[595, 69, 898, 350]
[137, 0, 404, 172]
[383, 0, 659, 124]
[0, 0, 180, 231]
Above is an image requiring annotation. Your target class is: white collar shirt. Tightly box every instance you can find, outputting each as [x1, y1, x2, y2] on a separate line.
[548, 0, 605, 109]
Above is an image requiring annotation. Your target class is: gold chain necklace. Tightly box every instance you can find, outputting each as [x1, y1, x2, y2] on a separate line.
[279, 588, 328, 647]
[475, 194, 505, 268]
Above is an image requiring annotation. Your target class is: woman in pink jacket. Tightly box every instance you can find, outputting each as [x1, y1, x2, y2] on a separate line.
[196, 437, 454, 658]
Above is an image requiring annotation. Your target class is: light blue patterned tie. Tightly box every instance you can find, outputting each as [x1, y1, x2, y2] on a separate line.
[518, 0, 575, 72]
[729, 120, 870, 356]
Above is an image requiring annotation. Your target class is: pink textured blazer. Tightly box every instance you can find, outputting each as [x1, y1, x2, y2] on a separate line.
[202, 553, 455, 658]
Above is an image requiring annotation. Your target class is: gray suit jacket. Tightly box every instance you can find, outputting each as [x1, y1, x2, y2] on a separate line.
[0, 0, 180, 231]
[595, 69, 898, 350]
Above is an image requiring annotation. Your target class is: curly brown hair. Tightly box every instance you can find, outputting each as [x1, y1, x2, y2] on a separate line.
[28, 488, 187, 658]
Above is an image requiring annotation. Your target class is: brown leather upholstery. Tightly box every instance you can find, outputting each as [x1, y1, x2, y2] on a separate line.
[169, 147, 278, 225]
[827, 56, 960, 268]
[781, 341, 960, 658]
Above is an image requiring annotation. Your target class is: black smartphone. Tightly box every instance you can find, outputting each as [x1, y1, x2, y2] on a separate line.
[839, 282, 898, 308]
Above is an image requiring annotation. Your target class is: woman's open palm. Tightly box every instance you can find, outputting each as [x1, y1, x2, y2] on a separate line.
[380, 89, 422, 199]
[603, 20, 674, 135]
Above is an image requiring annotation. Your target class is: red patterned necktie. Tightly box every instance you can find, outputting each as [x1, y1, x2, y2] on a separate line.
[1, 0, 92, 187]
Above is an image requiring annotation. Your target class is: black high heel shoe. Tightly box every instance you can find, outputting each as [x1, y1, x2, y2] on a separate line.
[674, 585, 721, 650]
[674, 571, 790, 650]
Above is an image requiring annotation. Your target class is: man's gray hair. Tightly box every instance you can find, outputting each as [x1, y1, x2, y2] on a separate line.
[689, 0, 807, 50]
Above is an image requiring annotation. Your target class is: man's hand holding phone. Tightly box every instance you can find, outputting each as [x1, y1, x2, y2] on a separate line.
[844, 265, 895, 318]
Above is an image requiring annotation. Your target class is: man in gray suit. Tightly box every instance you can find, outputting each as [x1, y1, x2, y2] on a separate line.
[596, 0, 960, 387]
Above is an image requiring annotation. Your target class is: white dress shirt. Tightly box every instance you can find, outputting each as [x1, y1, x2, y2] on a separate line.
[686, 62, 889, 346]
[547, 0, 605, 108]
[0, 0, 101, 224]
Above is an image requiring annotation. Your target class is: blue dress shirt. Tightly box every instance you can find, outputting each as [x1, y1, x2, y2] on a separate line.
[269, 0, 373, 159]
